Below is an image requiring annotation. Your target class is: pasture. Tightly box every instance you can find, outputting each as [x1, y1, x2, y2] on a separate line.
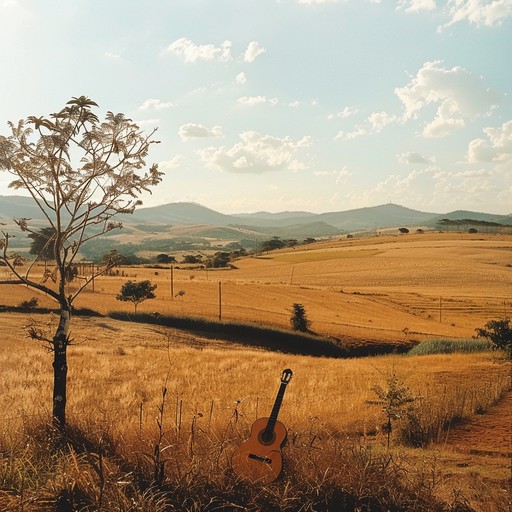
[0, 231, 511, 510]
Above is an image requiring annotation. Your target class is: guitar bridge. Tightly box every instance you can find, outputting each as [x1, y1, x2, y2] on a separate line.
[248, 453, 272, 464]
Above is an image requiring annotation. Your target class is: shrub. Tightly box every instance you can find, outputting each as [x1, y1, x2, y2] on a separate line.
[290, 303, 310, 332]
[475, 319, 512, 358]
[19, 297, 39, 309]
[408, 338, 490, 356]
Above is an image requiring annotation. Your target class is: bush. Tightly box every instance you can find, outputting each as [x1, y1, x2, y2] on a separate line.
[475, 319, 512, 358]
[290, 303, 310, 332]
[19, 297, 39, 309]
[408, 338, 490, 356]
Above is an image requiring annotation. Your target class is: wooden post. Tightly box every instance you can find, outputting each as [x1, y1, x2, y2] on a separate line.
[170, 265, 174, 299]
[218, 281, 222, 321]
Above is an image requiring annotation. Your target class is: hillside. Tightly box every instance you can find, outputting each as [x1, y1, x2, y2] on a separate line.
[1, 196, 511, 256]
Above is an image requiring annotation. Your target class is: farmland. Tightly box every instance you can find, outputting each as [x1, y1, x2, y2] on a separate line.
[0, 231, 511, 510]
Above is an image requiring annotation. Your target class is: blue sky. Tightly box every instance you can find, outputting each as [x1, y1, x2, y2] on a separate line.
[1, 0, 511, 214]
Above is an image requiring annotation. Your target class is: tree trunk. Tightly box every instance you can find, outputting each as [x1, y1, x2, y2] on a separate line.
[53, 306, 71, 428]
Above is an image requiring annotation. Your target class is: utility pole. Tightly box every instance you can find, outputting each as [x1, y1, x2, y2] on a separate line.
[218, 281, 222, 321]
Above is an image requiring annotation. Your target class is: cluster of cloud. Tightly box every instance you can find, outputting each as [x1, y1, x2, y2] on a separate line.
[443, 0, 512, 28]
[199, 131, 312, 173]
[163, 38, 266, 63]
[237, 96, 279, 107]
[335, 61, 501, 141]
[397, 152, 435, 165]
[294, 0, 512, 28]
[467, 120, 512, 165]
[139, 98, 175, 110]
[179, 123, 223, 140]
[395, 60, 500, 137]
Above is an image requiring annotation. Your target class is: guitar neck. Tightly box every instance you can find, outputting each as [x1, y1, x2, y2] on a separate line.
[265, 381, 288, 434]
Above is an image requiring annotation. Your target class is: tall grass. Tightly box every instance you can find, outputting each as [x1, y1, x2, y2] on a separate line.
[0, 313, 510, 511]
[408, 338, 490, 356]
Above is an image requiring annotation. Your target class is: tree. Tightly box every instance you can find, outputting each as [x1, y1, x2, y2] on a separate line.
[261, 237, 285, 252]
[290, 303, 310, 332]
[116, 280, 157, 312]
[398, 227, 409, 234]
[156, 253, 176, 264]
[475, 319, 512, 358]
[28, 226, 57, 261]
[206, 251, 231, 268]
[0, 96, 161, 427]
[182, 254, 201, 264]
[372, 372, 417, 448]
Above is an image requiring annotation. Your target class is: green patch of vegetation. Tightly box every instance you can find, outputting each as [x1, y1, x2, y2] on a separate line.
[407, 338, 490, 356]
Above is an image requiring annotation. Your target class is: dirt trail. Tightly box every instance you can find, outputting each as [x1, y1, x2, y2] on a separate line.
[443, 391, 512, 457]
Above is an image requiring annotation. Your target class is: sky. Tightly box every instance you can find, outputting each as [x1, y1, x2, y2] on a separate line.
[0, 0, 511, 215]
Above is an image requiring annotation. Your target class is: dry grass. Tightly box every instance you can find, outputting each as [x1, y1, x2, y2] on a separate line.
[4, 232, 510, 344]
[0, 311, 510, 510]
[0, 232, 511, 510]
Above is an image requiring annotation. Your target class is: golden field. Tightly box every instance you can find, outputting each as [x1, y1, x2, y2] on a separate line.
[3, 231, 510, 343]
[0, 231, 511, 511]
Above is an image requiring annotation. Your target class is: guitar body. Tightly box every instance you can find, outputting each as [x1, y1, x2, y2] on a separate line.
[232, 417, 288, 483]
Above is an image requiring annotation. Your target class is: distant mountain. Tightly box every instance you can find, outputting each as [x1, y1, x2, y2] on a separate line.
[429, 210, 512, 226]
[121, 202, 235, 226]
[1, 196, 510, 237]
[235, 210, 317, 221]
[0, 195, 47, 222]
[316, 203, 438, 230]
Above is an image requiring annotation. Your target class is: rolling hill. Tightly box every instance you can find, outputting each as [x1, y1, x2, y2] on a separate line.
[1, 196, 511, 252]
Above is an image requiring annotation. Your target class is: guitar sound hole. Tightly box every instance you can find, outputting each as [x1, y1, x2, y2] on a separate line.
[259, 430, 275, 445]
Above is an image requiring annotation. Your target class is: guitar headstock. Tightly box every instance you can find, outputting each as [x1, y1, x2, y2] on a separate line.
[281, 368, 293, 385]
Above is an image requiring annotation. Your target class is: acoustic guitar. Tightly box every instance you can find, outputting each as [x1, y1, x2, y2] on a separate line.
[232, 368, 293, 483]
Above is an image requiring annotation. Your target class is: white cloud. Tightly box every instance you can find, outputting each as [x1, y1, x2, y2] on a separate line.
[237, 96, 278, 106]
[314, 170, 337, 176]
[244, 41, 267, 63]
[368, 111, 400, 132]
[136, 118, 160, 126]
[397, 0, 436, 12]
[328, 106, 358, 120]
[334, 111, 398, 141]
[467, 120, 512, 164]
[159, 155, 185, 170]
[424, 99, 466, 137]
[179, 123, 223, 140]
[444, 0, 512, 28]
[334, 126, 367, 141]
[313, 168, 351, 184]
[139, 98, 175, 110]
[395, 60, 501, 137]
[397, 152, 434, 164]
[235, 72, 247, 85]
[199, 131, 312, 174]
[163, 38, 232, 63]
[104, 52, 122, 60]
[335, 168, 352, 184]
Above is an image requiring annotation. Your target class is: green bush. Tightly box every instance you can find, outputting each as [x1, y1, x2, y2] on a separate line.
[407, 338, 490, 356]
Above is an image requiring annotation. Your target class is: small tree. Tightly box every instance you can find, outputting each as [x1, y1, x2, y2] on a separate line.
[475, 319, 512, 358]
[157, 253, 176, 264]
[372, 372, 417, 448]
[290, 303, 310, 332]
[0, 96, 161, 427]
[116, 280, 157, 312]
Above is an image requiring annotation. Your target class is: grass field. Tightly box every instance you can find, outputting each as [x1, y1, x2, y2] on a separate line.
[0, 232, 511, 510]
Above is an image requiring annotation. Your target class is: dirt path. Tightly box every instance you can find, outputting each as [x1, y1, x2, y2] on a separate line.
[443, 391, 512, 457]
